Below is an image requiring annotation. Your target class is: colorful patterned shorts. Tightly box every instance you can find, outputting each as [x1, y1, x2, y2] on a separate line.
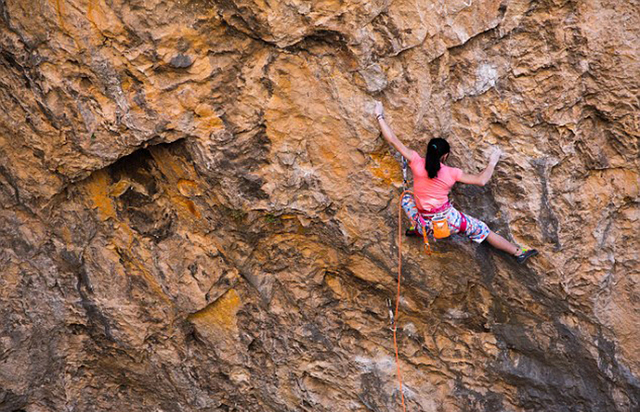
[401, 193, 490, 243]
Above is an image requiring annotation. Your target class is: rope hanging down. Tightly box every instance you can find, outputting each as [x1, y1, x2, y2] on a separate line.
[393, 189, 431, 412]
[392, 158, 433, 412]
[393, 190, 409, 412]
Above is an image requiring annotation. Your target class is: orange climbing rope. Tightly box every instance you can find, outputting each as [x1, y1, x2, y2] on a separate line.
[393, 190, 432, 412]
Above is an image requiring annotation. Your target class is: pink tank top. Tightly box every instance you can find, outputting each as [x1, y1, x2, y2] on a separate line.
[409, 150, 462, 210]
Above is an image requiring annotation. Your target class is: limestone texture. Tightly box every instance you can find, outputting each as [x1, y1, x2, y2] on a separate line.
[1, 0, 639, 411]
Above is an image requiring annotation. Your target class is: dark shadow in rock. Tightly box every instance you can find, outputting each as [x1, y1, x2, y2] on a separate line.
[358, 371, 387, 411]
[169, 54, 193, 69]
[196, 124, 271, 202]
[106, 142, 178, 242]
[108, 146, 159, 196]
[474, 240, 498, 285]
[488, 310, 624, 411]
[531, 157, 561, 251]
[451, 183, 512, 241]
[0, 388, 28, 412]
[60, 249, 115, 342]
[0, 164, 21, 205]
[454, 380, 506, 412]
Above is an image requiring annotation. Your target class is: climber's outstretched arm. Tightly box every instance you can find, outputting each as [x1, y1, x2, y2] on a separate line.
[457, 148, 502, 186]
[374, 101, 413, 160]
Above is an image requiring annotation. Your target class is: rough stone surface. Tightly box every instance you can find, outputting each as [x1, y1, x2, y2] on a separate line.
[1, 0, 639, 411]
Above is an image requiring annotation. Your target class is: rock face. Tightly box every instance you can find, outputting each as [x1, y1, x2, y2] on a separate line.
[1, 0, 639, 410]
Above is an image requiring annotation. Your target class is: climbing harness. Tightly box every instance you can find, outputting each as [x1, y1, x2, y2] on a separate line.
[412, 199, 470, 241]
[427, 206, 468, 239]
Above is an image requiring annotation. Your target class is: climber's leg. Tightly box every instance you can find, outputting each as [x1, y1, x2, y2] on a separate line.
[485, 231, 519, 255]
[401, 192, 426, 235]
[440, 206, 539, 263]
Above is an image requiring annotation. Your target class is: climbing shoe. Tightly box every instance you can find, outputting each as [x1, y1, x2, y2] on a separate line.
[405, 226, 421, 237]
[515, 248, 538, 264]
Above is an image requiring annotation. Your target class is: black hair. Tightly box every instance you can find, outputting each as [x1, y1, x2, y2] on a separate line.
[425, 137, 450, 179]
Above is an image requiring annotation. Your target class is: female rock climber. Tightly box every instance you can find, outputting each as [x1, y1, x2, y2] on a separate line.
[373, 101, 538, 264]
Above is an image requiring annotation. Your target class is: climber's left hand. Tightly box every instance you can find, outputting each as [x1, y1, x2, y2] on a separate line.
[374, 101, 384, 119]
[489, 147, 502, 165]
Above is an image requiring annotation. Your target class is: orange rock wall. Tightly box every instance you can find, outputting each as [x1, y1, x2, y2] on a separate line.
[0, 0, 638, 410]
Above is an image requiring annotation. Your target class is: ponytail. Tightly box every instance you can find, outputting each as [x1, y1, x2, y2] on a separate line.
[425, 138, 450, 179]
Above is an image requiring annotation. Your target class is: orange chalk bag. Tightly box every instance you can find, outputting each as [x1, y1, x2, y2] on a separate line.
[431, 214, 451, 239]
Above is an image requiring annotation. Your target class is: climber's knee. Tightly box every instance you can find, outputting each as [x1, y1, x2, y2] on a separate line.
[460, 213, 490, 243]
